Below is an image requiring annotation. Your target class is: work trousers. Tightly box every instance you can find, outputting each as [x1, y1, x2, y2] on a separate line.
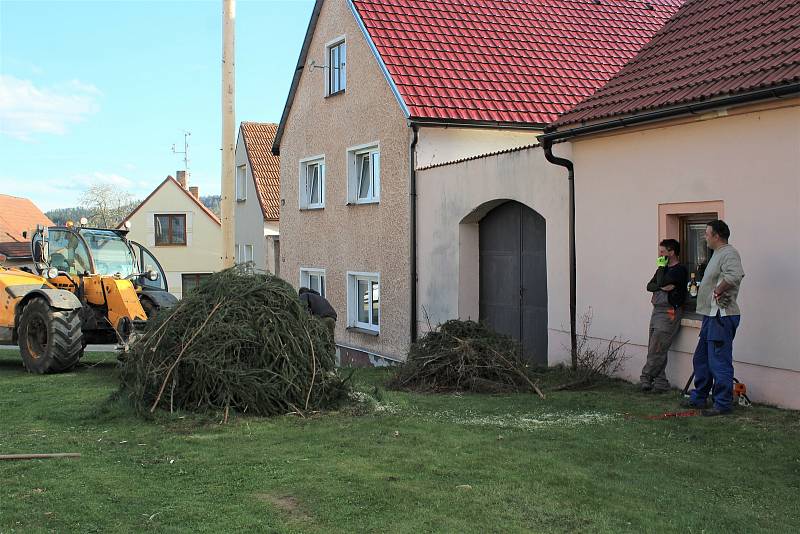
[640, 306, 682, 390]
[690, 314, 740, 412]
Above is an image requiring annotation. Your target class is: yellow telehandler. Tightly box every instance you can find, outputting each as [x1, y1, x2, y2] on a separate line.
[0, 222, 178, 373]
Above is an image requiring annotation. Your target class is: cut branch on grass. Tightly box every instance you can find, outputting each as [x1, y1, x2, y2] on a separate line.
[388, 320, 544, 395]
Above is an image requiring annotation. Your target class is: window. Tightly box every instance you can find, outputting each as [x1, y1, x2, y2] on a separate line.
[236, 164, 247, 201]
[300, 268, 326, 297]
[235, 244, 254, 271]
[680, 213, 717, 313]
[154, 214, 186, 246]
[46, 229, 91, 275]
[182, 273, 211, 295]
[347, 144, 380, 204]
[326, 38, 346, 95]
[347, 272, 379, 333]
[299, 156, 325, 209]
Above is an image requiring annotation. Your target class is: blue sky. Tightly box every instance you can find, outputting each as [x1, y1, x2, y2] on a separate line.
[0, 0, 315, 211]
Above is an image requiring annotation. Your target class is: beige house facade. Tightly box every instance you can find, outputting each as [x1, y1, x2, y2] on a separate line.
[120, 173, 222, 299]
[235, 122, 281, 274]
[276, 0, 412, 362]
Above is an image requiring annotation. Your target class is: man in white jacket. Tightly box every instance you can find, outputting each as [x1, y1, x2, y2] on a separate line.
[681, 220, 745, 416]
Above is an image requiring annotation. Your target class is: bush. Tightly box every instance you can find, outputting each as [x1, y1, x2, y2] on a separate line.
[119, 266, 350, 418]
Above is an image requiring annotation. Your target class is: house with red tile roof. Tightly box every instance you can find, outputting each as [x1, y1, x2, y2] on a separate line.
[118, 172, 222, 299]
[234, 122, 281, 274]
[0, 194, 53, 243]
[533, 0, 800, 408]
[273, 0, 681, 364]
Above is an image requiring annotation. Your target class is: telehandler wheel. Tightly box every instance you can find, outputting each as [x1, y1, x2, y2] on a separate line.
[140, 298, 158, 321]
[18, 298, 84, 374]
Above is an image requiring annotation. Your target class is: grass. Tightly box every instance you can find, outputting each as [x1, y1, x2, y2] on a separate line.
[1, 347, 799, 533]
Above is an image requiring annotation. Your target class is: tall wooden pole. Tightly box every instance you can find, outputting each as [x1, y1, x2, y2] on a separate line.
[221, 0, 236, 268]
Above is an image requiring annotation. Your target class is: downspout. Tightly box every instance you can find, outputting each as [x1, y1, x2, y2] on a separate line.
[410, 124, 420, 344]
[542, 140, 578, 369]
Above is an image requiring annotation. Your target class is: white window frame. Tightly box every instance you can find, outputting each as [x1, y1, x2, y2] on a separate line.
[236, 164, 247, 201]
[325, 36, 346, 96]
[299, 155, 325, 210]
[346, 142, 380, 204]
[347, 271, 380, 333]
[235, 243, 241, 264]
[300, 268, 326, 297]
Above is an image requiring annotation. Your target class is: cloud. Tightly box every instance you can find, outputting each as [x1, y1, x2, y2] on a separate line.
[0, 75, 101, 141]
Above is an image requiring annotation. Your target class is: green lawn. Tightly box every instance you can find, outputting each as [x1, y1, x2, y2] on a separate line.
[1, 348, 798, 533]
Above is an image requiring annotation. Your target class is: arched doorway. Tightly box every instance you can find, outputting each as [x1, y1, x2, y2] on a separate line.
[479, 200, 547, 365]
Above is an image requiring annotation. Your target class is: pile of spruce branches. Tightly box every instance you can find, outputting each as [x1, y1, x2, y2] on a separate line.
[119, 266, 350, 418]
[387, 320, 542, 395]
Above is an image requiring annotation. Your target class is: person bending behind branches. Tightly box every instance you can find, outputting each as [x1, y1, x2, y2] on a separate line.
[298, 287, 337, 340]
[641, 239, 688, 393]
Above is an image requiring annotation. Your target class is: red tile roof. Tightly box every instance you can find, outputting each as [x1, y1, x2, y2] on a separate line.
[553, 0, 800, 128]
[351, 0, 683, 125]
[0, 194, 53, 242]
[240, 122, 280, 221]
[0, 241, 32, 259]
[118, 176, 221, 229]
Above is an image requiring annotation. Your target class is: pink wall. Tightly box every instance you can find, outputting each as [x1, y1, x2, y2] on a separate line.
[565, 101, 800, 409]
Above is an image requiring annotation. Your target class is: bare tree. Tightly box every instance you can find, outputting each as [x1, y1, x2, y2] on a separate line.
[79, 183, 135, 229]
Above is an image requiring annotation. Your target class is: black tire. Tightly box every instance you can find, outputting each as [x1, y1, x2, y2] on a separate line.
[140, 298, 158, 321]
[18, 298, 84, 374]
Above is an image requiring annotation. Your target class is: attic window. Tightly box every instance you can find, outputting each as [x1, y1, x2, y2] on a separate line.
[326, 38, 346, 96]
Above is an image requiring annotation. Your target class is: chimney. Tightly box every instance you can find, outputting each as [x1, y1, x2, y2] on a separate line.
[176, 170, 188, 189]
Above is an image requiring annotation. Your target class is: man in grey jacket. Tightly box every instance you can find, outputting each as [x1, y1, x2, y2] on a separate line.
[682, 220, 745, 416]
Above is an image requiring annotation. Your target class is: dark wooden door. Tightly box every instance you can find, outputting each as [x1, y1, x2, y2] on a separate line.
[479, 201, 547, 365]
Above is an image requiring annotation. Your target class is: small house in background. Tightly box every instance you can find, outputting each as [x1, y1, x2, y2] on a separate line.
[234, 122, 281, 274]
[119, 171, 222, 298]
[0, 194, 54, 269]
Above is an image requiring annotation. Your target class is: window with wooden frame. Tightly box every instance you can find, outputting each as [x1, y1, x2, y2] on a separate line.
[680, 213, 717, 313]
[347, 143, 380, 204]
[154, 214, 186, 246]
[326, 38, 346, 96]
[182, 273, 211, 294]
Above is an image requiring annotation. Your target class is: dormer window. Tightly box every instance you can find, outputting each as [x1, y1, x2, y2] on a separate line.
[326, 38, 346, 96]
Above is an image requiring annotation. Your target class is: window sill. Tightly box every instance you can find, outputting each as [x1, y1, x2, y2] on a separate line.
[154, 243, 187, 247]
[325, 90, 345, 98]
[347, 199, 380, 206]
[300, 205, 325, 211]
[346, 326, 379, 337]
[681, 315, 703, 328]
[236, 198, 246, 203]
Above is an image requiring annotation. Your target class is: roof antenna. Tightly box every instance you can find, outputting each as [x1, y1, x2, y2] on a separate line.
[172, 130, 191, 171]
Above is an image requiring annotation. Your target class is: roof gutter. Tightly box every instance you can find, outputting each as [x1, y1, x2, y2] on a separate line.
[409, 117, 547, 131]
[542, 83, 800, 143]
[541, 140, 578, 369]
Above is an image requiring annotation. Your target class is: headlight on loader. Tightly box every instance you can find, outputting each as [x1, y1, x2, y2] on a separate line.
[46, 267, 59, 279]
[147, 270, 159, 281]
